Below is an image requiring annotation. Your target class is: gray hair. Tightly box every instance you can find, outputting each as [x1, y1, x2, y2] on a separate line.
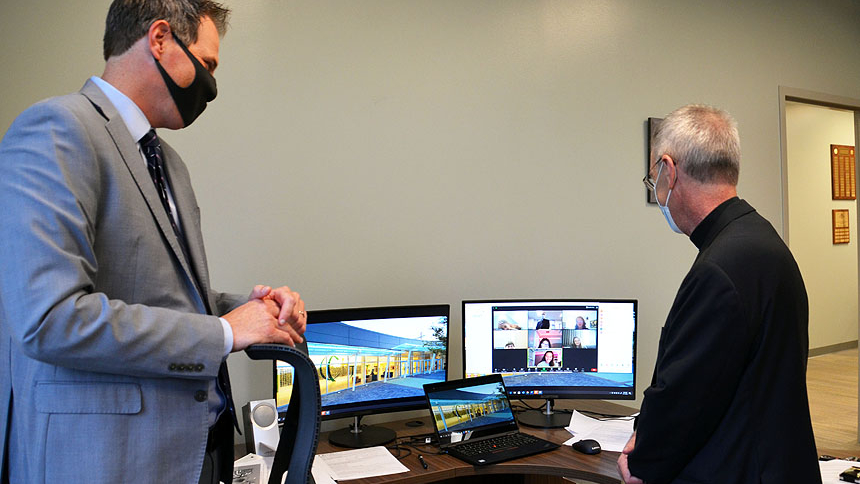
[652, 104, 740, 185]
[103, 0, 230, 60]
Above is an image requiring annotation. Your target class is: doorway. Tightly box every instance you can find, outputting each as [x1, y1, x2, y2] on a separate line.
[779, 86, 860, 443]
[785, 101, 857, 351]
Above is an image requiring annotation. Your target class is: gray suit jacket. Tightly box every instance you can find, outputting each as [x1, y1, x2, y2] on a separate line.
[0, 80, 245, 484]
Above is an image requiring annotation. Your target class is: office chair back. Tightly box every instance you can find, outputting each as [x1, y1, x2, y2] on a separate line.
[245, 342, 320, 484]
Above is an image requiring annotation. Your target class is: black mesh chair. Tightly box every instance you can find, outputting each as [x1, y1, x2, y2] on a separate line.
[245, 343, 320, 484]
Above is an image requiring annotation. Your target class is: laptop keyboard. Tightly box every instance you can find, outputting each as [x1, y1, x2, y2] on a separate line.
[455, 432, 542, 456]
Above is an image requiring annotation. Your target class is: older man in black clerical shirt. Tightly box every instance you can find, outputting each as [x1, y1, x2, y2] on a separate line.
[617, 105, 821, 484]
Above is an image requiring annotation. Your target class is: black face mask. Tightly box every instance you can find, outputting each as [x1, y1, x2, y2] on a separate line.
[153, 32, 217, 127]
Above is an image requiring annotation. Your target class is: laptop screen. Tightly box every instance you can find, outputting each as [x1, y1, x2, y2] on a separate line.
[423, 374, 519, 447]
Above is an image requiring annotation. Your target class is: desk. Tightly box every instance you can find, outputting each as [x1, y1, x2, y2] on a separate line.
[317, 401, 633, 484]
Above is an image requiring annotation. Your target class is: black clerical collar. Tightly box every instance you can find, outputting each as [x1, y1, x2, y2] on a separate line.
[689, 197, 754, 250]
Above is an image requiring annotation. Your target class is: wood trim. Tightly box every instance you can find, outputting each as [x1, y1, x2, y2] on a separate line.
[809, 340, 858, 358]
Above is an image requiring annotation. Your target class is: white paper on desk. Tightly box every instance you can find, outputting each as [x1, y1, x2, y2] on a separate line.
[819, 459, 859, 484]
[564, 410, 635, 452]
[279, 457, 339, 484]
[317, 446, 409, 481]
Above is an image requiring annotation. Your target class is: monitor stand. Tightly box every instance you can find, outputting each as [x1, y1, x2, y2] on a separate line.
[328, 416, 396, 448]
[517, 398, 572, 428]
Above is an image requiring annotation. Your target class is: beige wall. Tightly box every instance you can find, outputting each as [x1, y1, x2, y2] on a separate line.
[2, 1, 860, 433]
[786, 102, 858, 349]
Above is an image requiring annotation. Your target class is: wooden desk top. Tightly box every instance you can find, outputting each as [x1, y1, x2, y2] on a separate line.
[317, 401, 634, 484]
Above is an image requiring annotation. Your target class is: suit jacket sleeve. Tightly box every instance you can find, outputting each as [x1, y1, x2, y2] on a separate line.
[213, 291, 246, 317]
[0, 97, 225, 380]
[627, 260, 754, 483]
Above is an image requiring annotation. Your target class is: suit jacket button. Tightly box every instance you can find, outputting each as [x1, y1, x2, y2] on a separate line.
[177, 364, 186, 371]
[194, 390, 207, 402]
[169, 363, 177, 371]
[195, 364, 204, 372]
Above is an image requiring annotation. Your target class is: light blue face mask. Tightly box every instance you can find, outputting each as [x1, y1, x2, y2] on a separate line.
[654, 161, 683, 234]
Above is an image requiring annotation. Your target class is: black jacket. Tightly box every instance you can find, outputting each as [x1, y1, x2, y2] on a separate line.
[628, 198, 820, 484]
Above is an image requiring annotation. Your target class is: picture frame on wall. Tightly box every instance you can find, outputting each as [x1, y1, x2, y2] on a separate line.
[646, 117, 663, 204]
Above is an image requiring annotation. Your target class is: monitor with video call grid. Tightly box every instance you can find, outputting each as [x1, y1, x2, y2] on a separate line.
[463, 299, 636, 427]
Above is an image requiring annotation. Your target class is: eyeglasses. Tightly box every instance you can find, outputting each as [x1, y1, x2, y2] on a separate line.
[642, 160, 664, 191]
[642, 174, 655, 191]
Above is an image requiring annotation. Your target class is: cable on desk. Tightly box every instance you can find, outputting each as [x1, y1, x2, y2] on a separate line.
[386, 440, 412, 460]
[403, 435, 439, 446]
[400, 432, 436, 443]
[512, 400, 547, 412]
[388, 435, 446, 457]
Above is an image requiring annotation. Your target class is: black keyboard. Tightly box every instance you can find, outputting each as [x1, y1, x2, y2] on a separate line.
[455, 432, 542, 456]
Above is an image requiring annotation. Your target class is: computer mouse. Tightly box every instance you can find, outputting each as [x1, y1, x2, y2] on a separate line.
[572, 439, 601, 455]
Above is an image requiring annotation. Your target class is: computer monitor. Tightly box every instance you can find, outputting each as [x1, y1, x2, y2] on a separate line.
[462, 299, 636, 428]
[274, 304, 449, 448]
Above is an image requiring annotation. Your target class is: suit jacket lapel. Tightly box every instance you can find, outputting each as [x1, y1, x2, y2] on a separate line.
[79, 80, 208, 314]
[159, 145, 215, 313]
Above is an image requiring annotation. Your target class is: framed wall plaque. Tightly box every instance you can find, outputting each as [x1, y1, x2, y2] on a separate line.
[832, 209, 850, 244]
[646, 117, 663, 204]
[830, 144, 855, 200]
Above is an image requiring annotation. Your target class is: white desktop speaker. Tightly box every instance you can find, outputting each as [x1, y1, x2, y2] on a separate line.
[242, 399, 280, 462]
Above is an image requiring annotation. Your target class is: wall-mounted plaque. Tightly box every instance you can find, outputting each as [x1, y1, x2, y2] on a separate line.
[832, 209, 850, 244]
[831, 144, 855, 200]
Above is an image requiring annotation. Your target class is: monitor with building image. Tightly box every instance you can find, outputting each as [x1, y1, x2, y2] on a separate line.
[274, 304, 449, 447]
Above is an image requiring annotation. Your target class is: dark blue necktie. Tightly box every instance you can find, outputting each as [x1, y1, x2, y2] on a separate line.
[140, 129, 182, 237]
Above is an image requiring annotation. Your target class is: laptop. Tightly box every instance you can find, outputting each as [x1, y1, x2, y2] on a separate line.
[423, 373, 560, 465]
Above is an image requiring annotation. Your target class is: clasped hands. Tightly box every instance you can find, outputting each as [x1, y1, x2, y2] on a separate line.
[224, 285, 307, 352]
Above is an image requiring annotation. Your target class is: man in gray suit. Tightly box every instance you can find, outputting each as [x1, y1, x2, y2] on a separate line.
[0, 1, 307, 483]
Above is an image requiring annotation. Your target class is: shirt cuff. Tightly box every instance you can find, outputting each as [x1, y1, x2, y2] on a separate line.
[219, 317, 234, 357]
